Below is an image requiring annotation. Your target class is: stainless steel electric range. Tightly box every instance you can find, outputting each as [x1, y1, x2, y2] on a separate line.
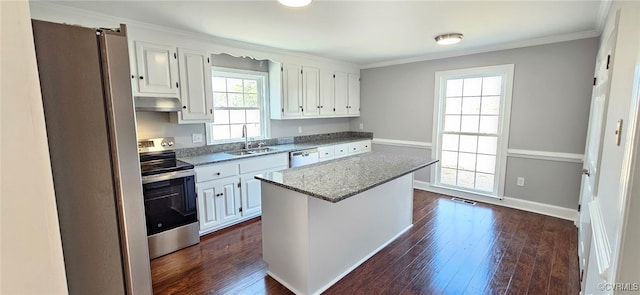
[138, 137, 199, 259]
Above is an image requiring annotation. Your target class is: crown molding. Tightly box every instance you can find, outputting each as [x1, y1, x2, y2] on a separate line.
[361, 30, 601, 69]
[28, 2, 360, 69]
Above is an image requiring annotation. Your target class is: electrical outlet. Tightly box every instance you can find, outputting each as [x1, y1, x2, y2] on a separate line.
[517, 177, 525, 187]
[298, 126, 302, 134]
[359, 123, 364, 130]
[192, 133, 203, 143]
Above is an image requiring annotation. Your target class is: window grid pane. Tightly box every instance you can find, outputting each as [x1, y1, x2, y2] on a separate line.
[439, 75, 502, 193]
[210, 73, 265, 141]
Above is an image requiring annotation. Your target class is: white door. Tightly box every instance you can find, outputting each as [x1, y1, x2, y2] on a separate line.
[219, 180, 241, 223]
[178, 48, 213, 122]
[240, 175, 262, 216]
[282, 63, 303, 117]
[578, 25, 617, 290]
[302, 66, 320, 116]
[334, 71, 349, 115]
[348, 73, 360, 115]
[197, 184, 220, 231]
[319, 70, 335, 116]
[134, 41, 179, 95]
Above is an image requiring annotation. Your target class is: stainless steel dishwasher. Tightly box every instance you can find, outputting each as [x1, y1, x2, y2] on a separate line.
[289, 148, 319, 167]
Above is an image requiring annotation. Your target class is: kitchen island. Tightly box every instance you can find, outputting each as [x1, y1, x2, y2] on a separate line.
[256, 152, 438, 295]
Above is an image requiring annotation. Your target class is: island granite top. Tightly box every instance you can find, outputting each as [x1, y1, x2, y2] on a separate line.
[255, 152, 438, 203]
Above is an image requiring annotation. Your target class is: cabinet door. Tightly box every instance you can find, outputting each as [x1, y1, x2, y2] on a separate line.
[282, 64, 303, 117]
[134, 41, 179, 95]
[219, 180, 242, 224]
[319, 70, 335, 116]
[178, 48, 213, 122]
[302, 66, 320, 116]
[197, 183, 220, 231]
[240, 175, 262, 217]
[334, 71, 349, 116]
[348, 73, 360, 116]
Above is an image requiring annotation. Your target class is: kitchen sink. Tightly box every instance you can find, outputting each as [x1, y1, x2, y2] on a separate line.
[226, 147, 274, 156]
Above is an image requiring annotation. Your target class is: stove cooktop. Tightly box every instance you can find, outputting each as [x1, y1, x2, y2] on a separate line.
[139, 151, 194, 177]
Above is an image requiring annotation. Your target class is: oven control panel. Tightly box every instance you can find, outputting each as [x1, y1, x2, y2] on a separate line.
[138, 137, 175, 152]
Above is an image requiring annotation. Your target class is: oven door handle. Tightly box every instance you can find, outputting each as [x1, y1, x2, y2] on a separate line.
[141, 170, 195, 184]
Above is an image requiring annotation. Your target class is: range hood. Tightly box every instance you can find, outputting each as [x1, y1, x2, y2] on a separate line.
[134, 96, 182, 112]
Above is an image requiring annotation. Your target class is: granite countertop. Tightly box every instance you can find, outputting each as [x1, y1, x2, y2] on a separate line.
[178, 137, 372, 166]
[255, 152, 438, 203]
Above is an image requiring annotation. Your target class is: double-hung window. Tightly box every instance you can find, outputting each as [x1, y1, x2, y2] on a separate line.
[206, 67, 269, 144]
[432, 64, 514, 198]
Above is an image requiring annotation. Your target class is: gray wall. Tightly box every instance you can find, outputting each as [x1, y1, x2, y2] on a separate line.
[353, 38, 599, 209]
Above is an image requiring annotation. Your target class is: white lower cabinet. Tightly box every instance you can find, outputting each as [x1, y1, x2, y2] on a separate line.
[195, 153, 288, 235]
[240, 175, 262, 217]
[197, 177, 241, 233]
[318, 140, 372, 162]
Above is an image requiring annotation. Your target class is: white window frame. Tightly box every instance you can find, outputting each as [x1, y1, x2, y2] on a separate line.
[431, 64, 515, 199]
[206, 67, 270, 145]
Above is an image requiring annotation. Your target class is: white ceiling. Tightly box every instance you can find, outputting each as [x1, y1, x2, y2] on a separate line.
[41, 0, 606, 67]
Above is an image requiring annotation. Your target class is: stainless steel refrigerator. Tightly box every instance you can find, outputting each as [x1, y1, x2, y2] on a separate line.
[32, 20, 153, 294]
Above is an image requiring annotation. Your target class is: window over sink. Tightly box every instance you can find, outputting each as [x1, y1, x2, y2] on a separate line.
[206, 67, 270, 144]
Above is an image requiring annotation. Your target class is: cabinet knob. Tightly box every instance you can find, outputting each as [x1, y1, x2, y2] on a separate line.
[139, 76, 144, 80]
[183, 106, 187, 109]
[131, 75, 135, 79]
[216, 172, 221, 176]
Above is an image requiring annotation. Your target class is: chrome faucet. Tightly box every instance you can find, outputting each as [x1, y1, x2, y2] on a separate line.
[242, 124, 249, 150]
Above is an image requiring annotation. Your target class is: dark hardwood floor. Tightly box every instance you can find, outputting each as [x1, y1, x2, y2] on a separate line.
[151, 190, 580, 294]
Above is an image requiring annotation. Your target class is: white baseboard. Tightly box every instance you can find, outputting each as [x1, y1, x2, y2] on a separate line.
[414, 180, 578, 223]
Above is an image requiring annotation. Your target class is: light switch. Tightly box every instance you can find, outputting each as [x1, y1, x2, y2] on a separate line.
[517, 177, 525, 187]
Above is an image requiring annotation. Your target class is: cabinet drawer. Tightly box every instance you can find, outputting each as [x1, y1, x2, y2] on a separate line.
[349, 140, 372, 154]
[195, 162, 238, 183]
[334, 144, 349, 158]
[239, 153, 288, 174]
[318, 147, 335, 159]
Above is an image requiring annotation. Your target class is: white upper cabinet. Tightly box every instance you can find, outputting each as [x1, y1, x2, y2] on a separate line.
[302, 66, 320, 117]
[334, 71, 349, 116]
[176, 48, 213, 123]
[134, 41, 179, 95]
[348, 73, 361, 115]
[319, 70, 335, 116]
[270, 61, 360, 120]
[282, 63, 303, 118]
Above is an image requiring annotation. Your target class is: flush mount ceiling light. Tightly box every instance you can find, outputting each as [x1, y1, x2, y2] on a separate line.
[435, 33, 464, 45]
[278, 0, 312, 7]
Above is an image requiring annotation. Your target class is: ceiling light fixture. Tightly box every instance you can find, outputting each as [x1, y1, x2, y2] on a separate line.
[435, 33, 464, 45]
[278, 0, 312, 8]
